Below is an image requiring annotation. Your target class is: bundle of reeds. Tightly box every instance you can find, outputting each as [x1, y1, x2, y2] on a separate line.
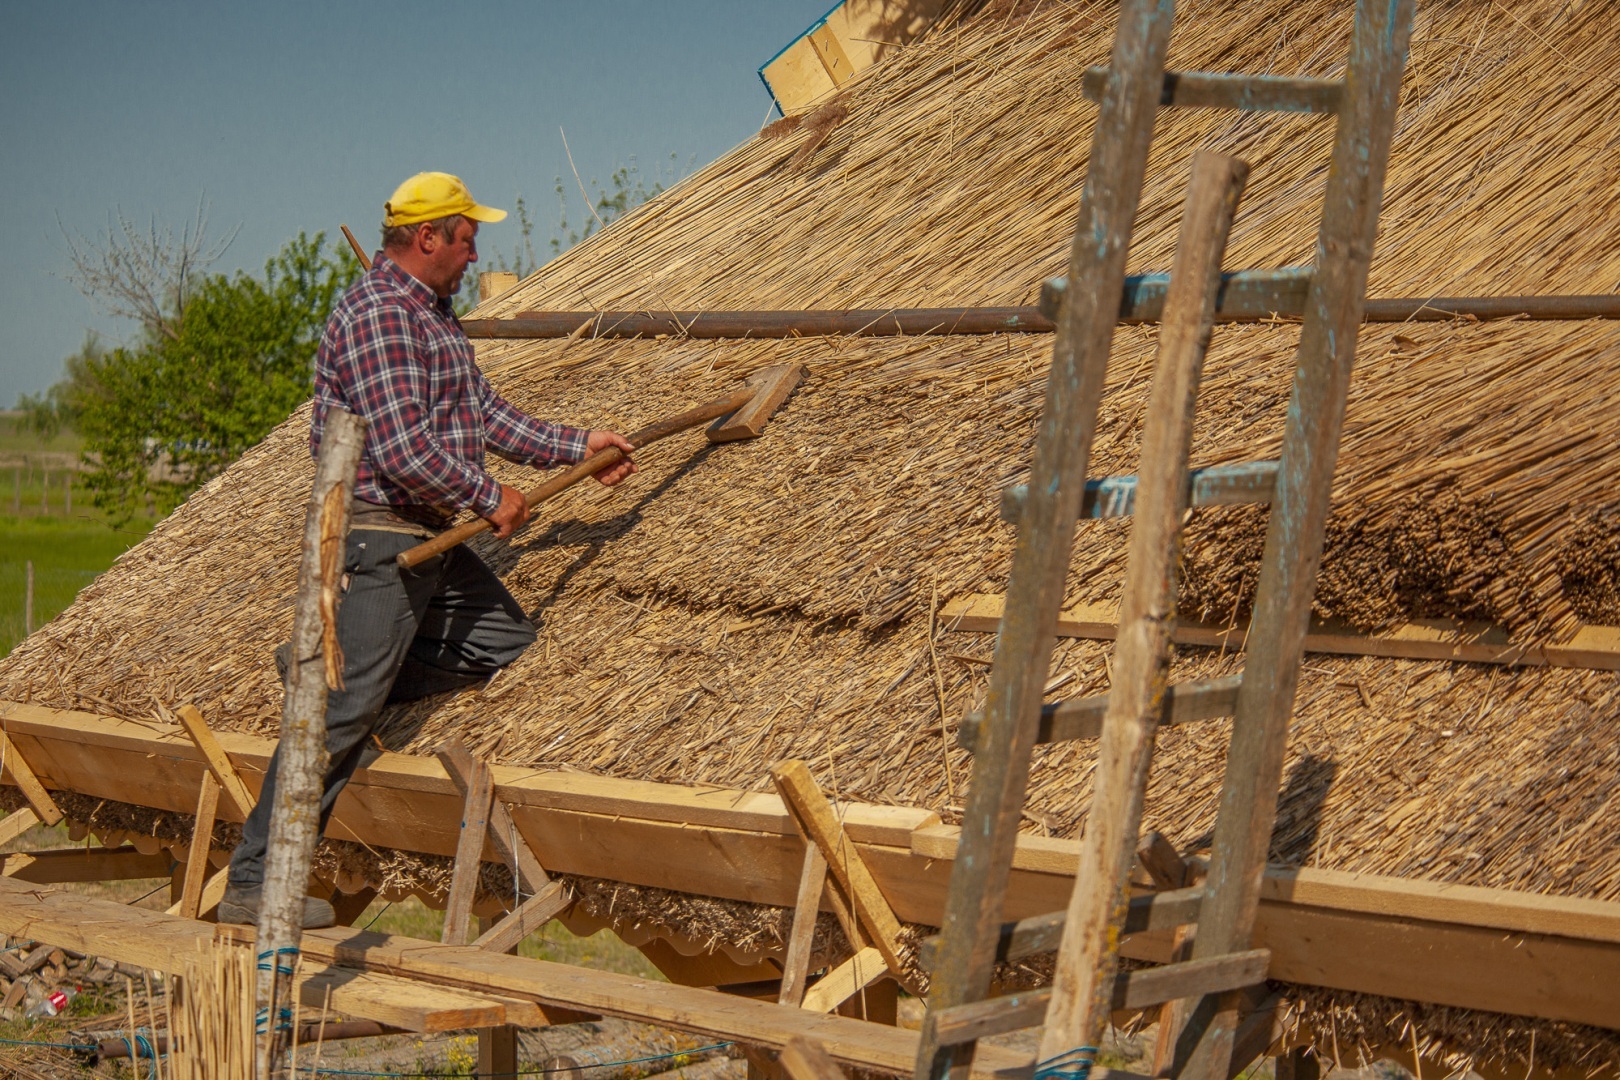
[169, 944, 255, 1080]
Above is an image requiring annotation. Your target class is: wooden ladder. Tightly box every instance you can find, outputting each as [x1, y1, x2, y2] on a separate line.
[913, 3, 1414, 1080]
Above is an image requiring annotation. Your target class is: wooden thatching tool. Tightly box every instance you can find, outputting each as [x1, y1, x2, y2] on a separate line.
[340, 224, 373, 270]
[396, 363, 805, 570]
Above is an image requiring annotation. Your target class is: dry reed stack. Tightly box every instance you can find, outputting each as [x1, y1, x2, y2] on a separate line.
[3, 0, 1619, 1073]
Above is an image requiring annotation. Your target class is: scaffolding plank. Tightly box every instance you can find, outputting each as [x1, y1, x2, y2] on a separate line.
[1, 846, 172, 883]
[5, 705, 1620, 1030]
[0, 877, 531, 1033]
[283, 924, 1043, 1080]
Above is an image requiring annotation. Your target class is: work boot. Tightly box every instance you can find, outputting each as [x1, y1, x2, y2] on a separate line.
[218, 882, 336, 930]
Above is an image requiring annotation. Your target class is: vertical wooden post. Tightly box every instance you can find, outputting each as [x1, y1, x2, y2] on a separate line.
[914, 4, 1175, 1080]
[1175, 4, 1414, 1078]
[180, 774, 223, 920]
[1038, 150, 1248, 1067]
[475, 912, 522, 1075]
[23, 561, 33, 635]
[778, 845, 830, 1007]
[442, 756, 496, 947]
[255, 408, 365, 1080]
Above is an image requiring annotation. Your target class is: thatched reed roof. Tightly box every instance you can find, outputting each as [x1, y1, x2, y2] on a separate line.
[4, 0, 1619, 1071]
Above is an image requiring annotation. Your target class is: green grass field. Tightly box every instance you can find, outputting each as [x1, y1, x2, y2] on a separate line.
[0, 410, 81, 457]
[0, 515, 153, 658]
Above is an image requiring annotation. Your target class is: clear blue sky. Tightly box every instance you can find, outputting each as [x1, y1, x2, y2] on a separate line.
[1, 0, 836, 405]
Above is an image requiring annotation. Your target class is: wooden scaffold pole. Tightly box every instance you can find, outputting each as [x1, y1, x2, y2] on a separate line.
[254, 408, 365, 1079]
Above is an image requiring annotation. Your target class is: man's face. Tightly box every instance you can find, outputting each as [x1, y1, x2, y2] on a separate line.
[424, 217, 478, 297]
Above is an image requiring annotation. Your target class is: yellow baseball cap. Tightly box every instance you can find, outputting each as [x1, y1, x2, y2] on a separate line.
[383, 172, 507, 227]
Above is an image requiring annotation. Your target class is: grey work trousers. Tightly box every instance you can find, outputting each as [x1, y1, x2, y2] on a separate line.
[228, 529, 535, 887]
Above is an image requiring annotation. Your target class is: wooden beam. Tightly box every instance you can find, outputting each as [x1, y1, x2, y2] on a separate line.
[0, 701, 937, 851]
[169, 867, 228, 919]
[479, 1023, 520, 1078]
[0, 728, 63, 825]
[929, 951, 1271, 1046]
[472, 881, 572, 955]
[771, 761, 915, 991]
[781, 1036, 850, 1080]
[443, 755, 496, 946]
[958, 675, 1240, 749]
[7, 705, 1620, 1031]
[179, 774, 221, 919]
[331, 887, 378, 927]
[918, 886, 1205, 972]
[437, 737, 549, 895]
[0, 876, 538, 1033]
[937, 595, 1620, 672]
[999, 463, 1277, 524]
[286, 923, 1038, 1079]
[1, 846, 172, 883]
[0, 808, 40, 847]
[1081, 68, 1344, 113]
[779, 845, 830, 1007]
[176, 704, 257, 817]
[800, 947, 888, 1014]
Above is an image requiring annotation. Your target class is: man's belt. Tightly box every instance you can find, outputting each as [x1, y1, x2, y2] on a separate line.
[348, 498, 451, 539]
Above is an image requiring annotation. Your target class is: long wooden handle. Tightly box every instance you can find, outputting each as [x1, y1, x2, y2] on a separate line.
[341, 225, 373, 270]
[396, 386, 754, 569]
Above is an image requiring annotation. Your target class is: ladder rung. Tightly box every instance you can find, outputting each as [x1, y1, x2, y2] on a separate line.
[928, 949, 1271, 1046]
[958, 675, 1240, 752]
[1000, 463, 1277, 524]
[1039, 267, 1312, 324]
[919, 885, 1203, 971]
[1082, 67, 1344, 114]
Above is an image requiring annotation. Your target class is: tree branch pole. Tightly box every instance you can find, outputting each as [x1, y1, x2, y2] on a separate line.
[254, 408, 365, 1079]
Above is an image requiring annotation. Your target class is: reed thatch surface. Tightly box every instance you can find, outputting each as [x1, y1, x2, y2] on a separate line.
[4, 0, 1620, 1071]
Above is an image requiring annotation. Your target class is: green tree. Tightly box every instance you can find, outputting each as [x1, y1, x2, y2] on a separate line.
[26, 231, 358, 521]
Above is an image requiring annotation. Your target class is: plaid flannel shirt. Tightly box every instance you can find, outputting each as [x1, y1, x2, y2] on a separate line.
[311, 256, 588, 522]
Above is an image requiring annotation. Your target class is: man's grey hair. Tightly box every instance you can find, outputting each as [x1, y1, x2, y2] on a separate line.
[381, 214, 467, 251]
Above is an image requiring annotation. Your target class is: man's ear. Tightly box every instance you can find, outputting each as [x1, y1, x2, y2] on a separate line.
[415, 222, 439, 254]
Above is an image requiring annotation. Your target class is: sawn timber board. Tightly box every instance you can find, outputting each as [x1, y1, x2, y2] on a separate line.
[2, 702, 1618, 1030]
[938, 594, 1620, 670]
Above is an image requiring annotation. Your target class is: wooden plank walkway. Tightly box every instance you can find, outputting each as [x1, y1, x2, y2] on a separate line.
[0, 876, 1055, 1080]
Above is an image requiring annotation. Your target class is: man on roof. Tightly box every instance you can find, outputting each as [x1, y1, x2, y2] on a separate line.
[219, 172, 636, 929]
